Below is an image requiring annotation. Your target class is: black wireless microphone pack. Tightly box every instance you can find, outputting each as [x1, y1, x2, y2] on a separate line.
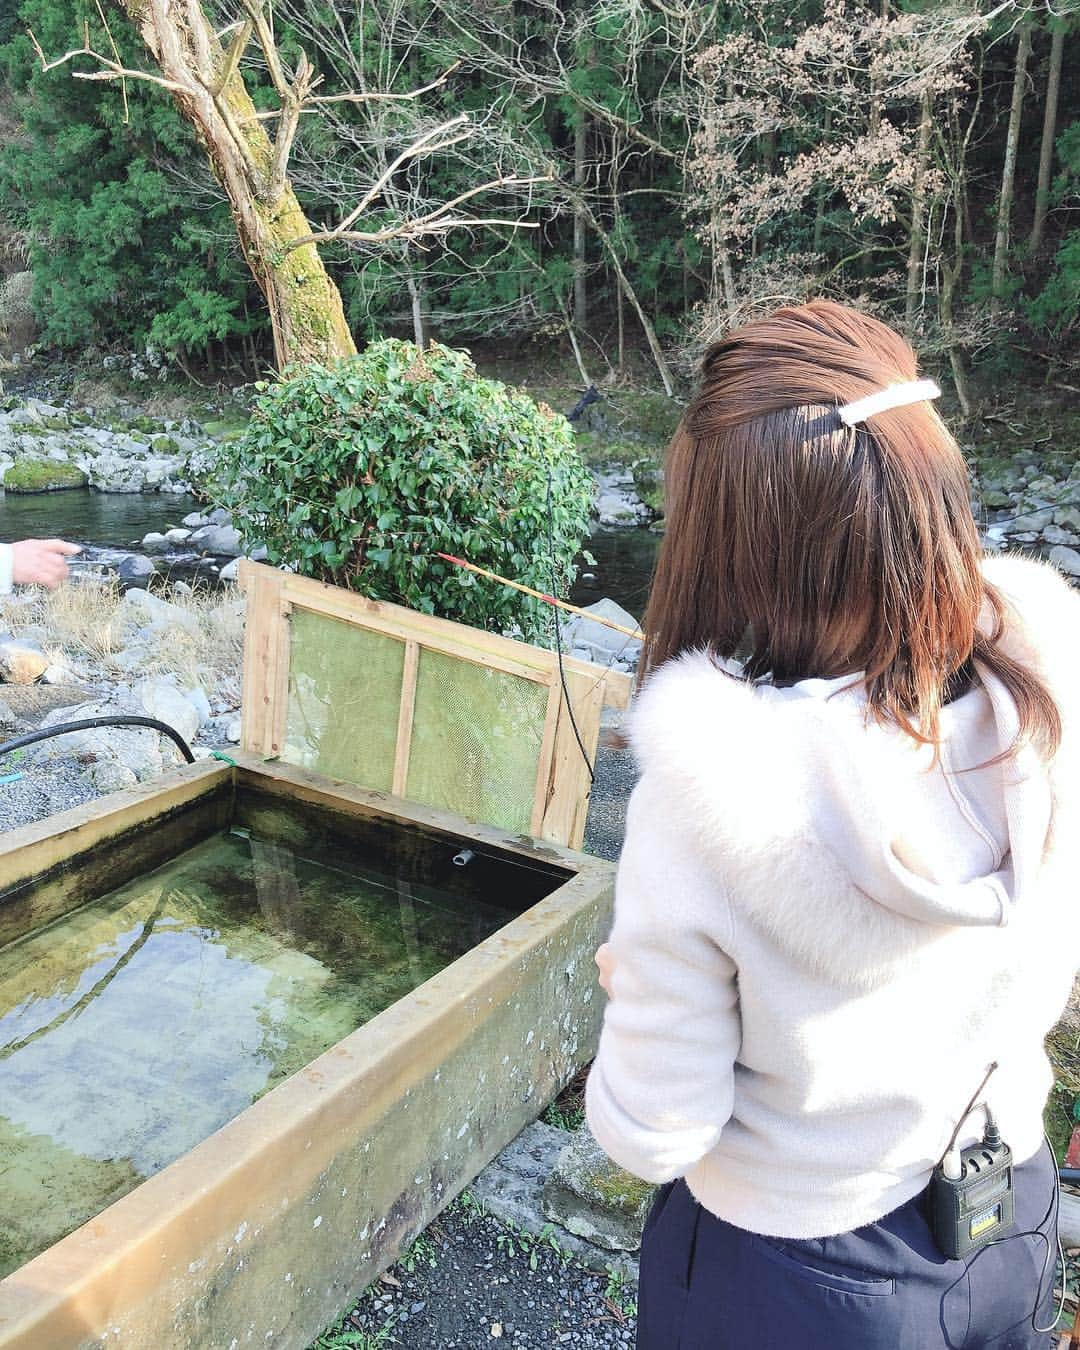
[929, 1130, 1015, 1260]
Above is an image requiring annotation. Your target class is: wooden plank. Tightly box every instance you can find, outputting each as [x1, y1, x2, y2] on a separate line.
[240, 563, 286, 755]
[266, 563, 623, 689]
[267, 594, 292, 756]
[284, 588, 551, 686]
[392, 640, 420, 796]
[0, 761, 231, 905]
[540, 668, 607, 850]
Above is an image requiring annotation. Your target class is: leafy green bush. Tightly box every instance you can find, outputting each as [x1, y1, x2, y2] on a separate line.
[216, 340, 595, 642]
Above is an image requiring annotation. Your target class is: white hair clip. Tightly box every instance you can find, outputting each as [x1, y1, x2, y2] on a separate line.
[837, 379, 941, 427]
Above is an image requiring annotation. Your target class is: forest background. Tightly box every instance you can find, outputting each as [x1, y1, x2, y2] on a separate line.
[0, 0, 1076, 421]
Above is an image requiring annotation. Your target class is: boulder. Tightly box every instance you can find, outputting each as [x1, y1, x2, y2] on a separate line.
[30, 699, 180, 780]
[3, 459, 87, 492]
[0, 636, 48, 683]
[190, 523, 243, 556]
[1054, 506, 1080, 532]
[540, 1127, 654, 1252]
[182, 511, 210, 529]
[138, 678, 201, 746]
[83, 760, 139, 794]
[184, 684, 212, 729]
[118, 554, 156, 584]
[141, 532, 170, 553]
[561, 598, 642, 665]
[1048, 546, 1080, 578]
[1001, 509, 1053, 534]
[219, 558, 240, 582]
[165, 528, 192, 544]
[1042, 525, 1078, 547]
[116, 588, 200, 637]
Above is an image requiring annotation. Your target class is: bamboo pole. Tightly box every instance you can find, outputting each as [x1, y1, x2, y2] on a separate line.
[436, 553, 645, 641]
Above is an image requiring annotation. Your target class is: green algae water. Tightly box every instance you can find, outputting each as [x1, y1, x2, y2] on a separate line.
[0, 829, 518, 1279]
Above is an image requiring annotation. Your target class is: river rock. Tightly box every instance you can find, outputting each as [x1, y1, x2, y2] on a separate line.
[209, 507, 232, 526]
[117, 587, 200, 637]
[219, 558, 240, 582]
[83, 760, 139, 794]
[141, 532, 170, 552]
[1048, 546, 1080, 578]
[118, 554, 156, 584]
[190, 523, 242, 555]
[0, 636, 48, 683]
[594, 470, 651, 527]
[182, 511, 210, 529]
[184, 684, 212, 729]
[165, 528, 192, 544]
[1002, 509, 1053, 534]
[138, 678, 200, 746]
[561, 598, 642, 665]
[1055, 506, 1080, 532]
[1043, 524, 1078, 547]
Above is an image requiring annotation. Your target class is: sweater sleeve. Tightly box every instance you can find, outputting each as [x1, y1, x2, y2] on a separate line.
[585, 772, 740, 1183]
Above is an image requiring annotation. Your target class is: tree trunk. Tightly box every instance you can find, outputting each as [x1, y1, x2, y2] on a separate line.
[406, 265, 427, 350]
[813, 80, 834, 256]
[1030, 21, 1065, 255]
[573, 112, 588, 333]
[117, 0, 356, 369]
[941, 162, 975, 419]
[991, 19, 1031, 307]
[905, 90, 932, 327]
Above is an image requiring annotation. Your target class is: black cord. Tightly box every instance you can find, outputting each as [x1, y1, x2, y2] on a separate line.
[943, 1061, 998, 1159]
[0, 716, 196, 765]
[545, 467, 594, 785]
[980, 1136, 1065, 1335]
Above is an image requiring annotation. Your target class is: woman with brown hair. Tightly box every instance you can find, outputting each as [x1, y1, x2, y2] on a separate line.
[586, 300, 1076, 1348]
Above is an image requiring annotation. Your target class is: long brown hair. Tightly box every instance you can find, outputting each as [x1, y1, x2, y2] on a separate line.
[643, 300, 1060, 756]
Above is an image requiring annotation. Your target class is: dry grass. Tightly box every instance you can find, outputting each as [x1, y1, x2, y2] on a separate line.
[0, 579, 245, 712]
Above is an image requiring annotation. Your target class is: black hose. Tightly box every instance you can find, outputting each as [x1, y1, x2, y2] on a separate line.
[0, 716, 196, 764]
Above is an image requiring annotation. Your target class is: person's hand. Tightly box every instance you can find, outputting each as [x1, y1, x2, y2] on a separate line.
[595, 943, 615, 998]
[11, 539, 81, 589]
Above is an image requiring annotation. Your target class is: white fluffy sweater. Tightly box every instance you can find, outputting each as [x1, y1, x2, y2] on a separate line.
[586, 554, 1080, 1239]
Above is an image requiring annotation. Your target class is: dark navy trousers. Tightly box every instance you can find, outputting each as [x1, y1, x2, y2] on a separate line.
[637, 1144, 1058, 1349]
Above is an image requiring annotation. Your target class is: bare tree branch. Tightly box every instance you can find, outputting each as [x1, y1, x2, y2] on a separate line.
[27, 26, 189, 93]
[208, 18, 254, 97]
[285, 174, 549, 253]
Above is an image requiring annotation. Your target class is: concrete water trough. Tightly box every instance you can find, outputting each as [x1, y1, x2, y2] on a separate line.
[0, 753, 615, 1349]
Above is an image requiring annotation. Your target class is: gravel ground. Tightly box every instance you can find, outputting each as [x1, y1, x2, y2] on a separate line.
[312, 1193, 637, 1350]
[0, 683, 108, 832]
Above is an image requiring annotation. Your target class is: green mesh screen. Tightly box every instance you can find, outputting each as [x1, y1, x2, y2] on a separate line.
[406, 649, 548, 833]
[284, 609, 404, 790]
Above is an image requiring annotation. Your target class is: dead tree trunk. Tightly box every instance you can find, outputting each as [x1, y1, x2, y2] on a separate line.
[573, 112, 588, 333]
[905, 89, 932, 327]
[1030, 21, 1065, 255]
[991, 19, 1031, 307]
